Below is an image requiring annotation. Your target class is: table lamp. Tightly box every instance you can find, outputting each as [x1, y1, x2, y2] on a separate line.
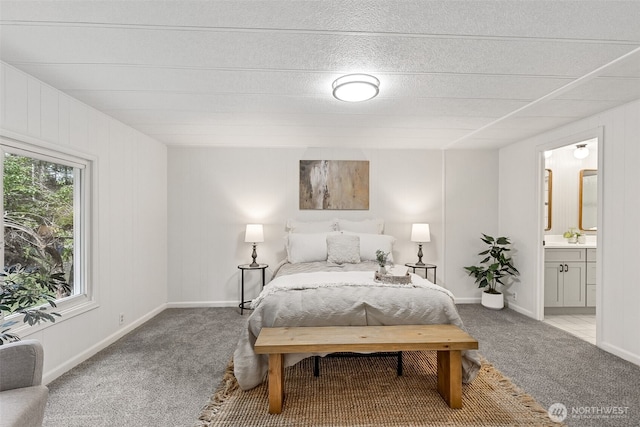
[245, 224, 264, 267]
[411, 223, 431, 266]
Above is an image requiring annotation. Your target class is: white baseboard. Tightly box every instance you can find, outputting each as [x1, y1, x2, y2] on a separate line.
[599, 342, 640, 367]
[42, 303, 167, 385]
[455, 298, 537, 320]
[505, 302, 535, 318]
[166, 301, 237, 308]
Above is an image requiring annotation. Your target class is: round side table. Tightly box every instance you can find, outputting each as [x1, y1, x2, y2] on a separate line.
[405, 263, 437, 283]
[238, 263, 268, 315]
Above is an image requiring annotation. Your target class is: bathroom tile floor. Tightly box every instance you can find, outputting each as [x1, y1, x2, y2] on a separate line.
[543, 314, 596, 345]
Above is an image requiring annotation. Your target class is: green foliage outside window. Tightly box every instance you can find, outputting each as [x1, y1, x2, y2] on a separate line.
[1, 152, 74, 343]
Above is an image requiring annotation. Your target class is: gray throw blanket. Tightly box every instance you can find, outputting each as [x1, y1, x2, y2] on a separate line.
[233, 261, 481, 390]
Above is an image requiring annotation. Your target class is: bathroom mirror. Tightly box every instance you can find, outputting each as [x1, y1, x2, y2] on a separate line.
[579, 169, 597, 231]
[544, 169, 552, 231]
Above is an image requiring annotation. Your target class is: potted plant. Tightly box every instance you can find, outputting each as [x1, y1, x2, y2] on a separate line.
[464, 234, 519, 309]
[375, 249, 390, 275]
[563, 228, 584, 244]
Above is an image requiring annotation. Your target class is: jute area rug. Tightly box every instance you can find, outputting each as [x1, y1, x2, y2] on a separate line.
[196, 352, 563, 427]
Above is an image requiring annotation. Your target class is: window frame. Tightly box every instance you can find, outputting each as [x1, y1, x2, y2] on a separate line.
[1, 135, 98, 336]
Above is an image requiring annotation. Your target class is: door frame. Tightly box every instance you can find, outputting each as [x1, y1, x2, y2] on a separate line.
[535, 127, 604, 334]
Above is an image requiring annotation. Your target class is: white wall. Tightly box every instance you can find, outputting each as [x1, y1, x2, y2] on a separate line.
[499, 99, 640, 366]
[167, 147, 499, 305]
[0, 62, 168, 382]
[444, 150, 500, 302]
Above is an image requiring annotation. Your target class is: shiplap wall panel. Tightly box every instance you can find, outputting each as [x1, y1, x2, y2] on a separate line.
[497, 139, 538, 317]
[3, 65, 28, 132]
[27, 77, 40, 136]
[69, 97, 88, 149]
[57, 94, 70, 146]
[601, 109, 625, 354]
[444, 150, 499, 303]
[134, 135, 168, 308]
[621, 102, 640, 357]
[0, 61, 168, 382]
[40, 85, 59, 143]
[108, 120, 135, 329]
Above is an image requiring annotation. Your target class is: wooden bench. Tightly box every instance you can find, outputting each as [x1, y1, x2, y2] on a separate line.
[254, 324, 479, 414]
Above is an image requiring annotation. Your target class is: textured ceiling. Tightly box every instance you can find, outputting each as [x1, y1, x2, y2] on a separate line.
[1, 1, 639, 149]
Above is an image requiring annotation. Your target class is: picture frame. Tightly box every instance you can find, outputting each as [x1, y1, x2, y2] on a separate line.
[299, 160, 369, 210]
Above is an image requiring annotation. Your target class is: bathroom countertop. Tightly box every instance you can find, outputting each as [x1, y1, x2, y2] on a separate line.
[544, 235, 596, 249]
[544, 241, 597, 249]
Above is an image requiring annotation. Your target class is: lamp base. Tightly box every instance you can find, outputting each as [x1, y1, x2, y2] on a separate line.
[250, 243, 259, 267]
[415, 243, 425, 266]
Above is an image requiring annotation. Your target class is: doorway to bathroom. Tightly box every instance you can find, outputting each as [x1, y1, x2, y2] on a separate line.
[538, 130, 602, 345]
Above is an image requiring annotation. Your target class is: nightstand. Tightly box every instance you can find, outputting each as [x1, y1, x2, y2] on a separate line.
[238, 264, 268, 315]
[405, 263, 437, 283]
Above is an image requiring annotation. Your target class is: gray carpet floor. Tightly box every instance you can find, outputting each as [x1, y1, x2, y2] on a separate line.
[43, 308, 246, 427]
[42, 305, 640, 427]
[458, 304, 640, 427]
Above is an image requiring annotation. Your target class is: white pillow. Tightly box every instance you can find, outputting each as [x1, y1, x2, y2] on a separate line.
[286, 219, 338, 233]
[327, 234, 361, 264]
[343, 232, 395, 262]
[285, 232, 336, 263]
[337, 218, 384, 234]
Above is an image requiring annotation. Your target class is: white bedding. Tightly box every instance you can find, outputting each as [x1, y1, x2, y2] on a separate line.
[233, 261, 481, 390]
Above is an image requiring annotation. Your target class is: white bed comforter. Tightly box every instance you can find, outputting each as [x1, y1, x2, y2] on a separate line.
[233, 264, 481, 390]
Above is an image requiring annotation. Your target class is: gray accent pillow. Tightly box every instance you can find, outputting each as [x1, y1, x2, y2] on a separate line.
[327, 234, 361, 264]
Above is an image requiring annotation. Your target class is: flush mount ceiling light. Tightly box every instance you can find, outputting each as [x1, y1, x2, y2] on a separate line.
[332, 74, 380, 102]
[573, 143, 590, 159]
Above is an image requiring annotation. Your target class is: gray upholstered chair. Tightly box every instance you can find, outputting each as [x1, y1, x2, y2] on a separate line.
[0, 339, 48, 427]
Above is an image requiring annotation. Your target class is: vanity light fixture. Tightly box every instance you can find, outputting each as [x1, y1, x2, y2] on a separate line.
[411, 223, 431, 266]
[573, 144, 589, 160]
[332, 74, 380, 102]
[244, 224, 264, 267]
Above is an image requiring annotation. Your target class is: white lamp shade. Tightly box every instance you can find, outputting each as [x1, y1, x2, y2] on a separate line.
[244, 224, 264, 243]
[573, 144, 589, 159]
[411, 224, 431, 242]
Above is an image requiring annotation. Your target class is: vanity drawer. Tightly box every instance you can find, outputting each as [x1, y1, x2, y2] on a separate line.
[545, 248, 586, 262]
[587, 248, 596, 262]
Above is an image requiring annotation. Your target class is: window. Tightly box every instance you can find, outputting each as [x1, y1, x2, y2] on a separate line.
[1, 137, 94, 336]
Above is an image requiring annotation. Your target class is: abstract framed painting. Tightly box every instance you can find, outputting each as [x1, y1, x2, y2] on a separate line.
[299, 160, 369, 210]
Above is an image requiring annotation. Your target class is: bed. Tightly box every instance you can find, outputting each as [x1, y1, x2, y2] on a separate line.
[233, 221, 481, 390]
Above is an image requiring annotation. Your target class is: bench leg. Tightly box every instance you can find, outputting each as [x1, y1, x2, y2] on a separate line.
[314, 356, 320, 377]
[268, 354, 284, 414]
[436, 350, 463, 409]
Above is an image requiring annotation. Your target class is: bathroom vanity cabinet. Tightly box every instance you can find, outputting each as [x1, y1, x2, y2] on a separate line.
[544, 248, 596, 308]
